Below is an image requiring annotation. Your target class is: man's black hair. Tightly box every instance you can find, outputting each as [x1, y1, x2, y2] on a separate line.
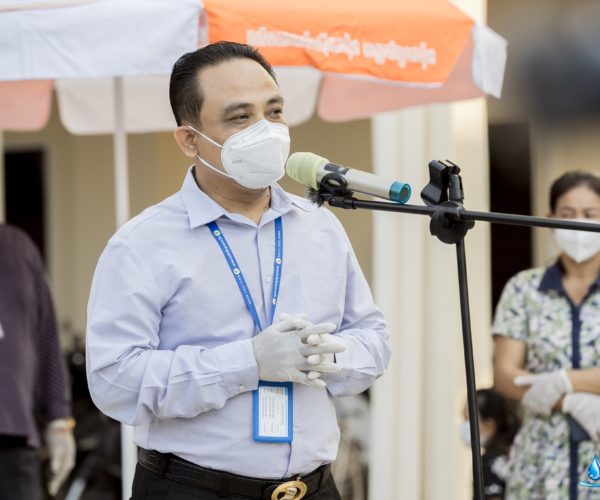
[169, 41, 277, 127]
[549, 171, 600, 212]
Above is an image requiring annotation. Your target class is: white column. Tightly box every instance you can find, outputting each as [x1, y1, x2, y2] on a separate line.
[369, 97, 491, 500]
[369, 108, 428, 500]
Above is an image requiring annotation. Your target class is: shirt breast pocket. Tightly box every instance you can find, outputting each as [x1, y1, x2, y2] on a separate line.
[299, 274, 347, 326]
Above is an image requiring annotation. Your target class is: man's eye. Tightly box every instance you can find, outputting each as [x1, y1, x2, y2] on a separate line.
[269, 108, 283, 117]
[557, 213, 575, 219]
[231, 114, 249, 122]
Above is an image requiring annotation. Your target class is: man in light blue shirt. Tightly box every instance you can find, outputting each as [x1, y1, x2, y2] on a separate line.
[86, 41, 390, 500]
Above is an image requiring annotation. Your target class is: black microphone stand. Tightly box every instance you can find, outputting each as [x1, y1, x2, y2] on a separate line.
[312, 160, 600, 500]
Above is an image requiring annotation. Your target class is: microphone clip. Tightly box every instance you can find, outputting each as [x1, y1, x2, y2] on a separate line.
[421, 160, 474, 244]
[309, 173, 354, 207]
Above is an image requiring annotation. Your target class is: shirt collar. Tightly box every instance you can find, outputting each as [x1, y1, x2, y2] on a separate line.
[269, 182, 313, 215]
[538, 260, 600, 292]
[179, 167, 226, 228]
[538, 261, 564, 292]
[179, 167, 313, 229]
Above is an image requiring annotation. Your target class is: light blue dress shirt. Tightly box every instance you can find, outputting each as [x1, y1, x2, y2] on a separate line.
[86, 168, 390, 478]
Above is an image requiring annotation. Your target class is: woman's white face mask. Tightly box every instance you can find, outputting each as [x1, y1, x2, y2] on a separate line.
[554, 219, 600, 263]
[188, 119, 290, 190]
[459, 420, 489, 447]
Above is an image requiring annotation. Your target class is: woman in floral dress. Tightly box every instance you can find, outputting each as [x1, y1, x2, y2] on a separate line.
[493, 171, 600, 499]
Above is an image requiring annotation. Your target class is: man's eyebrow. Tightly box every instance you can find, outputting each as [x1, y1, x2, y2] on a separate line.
[222, 96, 284, 116]
[267, 96, 284, 105]
[223, 102, 253, 116]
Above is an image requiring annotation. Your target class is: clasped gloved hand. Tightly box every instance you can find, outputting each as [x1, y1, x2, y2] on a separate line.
[514, 368, 573, 416]
[44, 418, 76, 496]
[252, 315, 345, 388]
[279, 313, 346, 382]
[563, 392, 600, 441]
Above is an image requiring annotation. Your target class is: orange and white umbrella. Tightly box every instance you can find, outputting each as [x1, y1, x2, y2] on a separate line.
[0, 0, 200, 132]
[204, 0, 507, 124]
[0, 0, 506, 134]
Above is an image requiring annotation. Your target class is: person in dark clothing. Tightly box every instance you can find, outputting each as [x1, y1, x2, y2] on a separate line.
[460, 388, 520, 499]
[0, 224, 75, 499]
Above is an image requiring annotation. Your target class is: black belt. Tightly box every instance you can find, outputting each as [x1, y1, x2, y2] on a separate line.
[138, 448, 331, 499]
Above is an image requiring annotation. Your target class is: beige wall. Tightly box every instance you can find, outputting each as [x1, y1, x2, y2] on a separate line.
[4, 102, 373, 345]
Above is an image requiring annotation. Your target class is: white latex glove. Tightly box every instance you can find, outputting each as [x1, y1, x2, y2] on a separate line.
[252, 317, 345, 388]
[563, 392, 600, 441]
[514, 369, 573, 416]
[302, 322, 338, 367]
[279, 314, 341, 382]
[44, 418, 76, 496]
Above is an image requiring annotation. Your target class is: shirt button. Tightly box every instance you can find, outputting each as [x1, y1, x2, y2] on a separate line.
[238, 384, 246, 392]
[265, 276, 272, 283]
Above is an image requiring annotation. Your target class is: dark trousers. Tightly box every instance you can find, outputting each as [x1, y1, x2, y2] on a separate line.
[131, 463, 342, 500]
[0, 437, 41, 500]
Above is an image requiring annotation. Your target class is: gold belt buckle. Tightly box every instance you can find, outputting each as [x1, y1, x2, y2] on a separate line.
[270, 478, 308, 500]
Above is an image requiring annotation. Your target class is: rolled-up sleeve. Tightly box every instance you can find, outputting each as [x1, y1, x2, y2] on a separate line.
[86, 241, 259, 426]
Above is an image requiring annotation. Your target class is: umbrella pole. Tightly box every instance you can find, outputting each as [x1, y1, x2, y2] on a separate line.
[114, 77, 130, 228]
[113, 76, 137, 500]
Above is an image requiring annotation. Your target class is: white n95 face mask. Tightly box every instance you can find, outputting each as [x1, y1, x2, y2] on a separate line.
[459, 420, 489, 447]
[554, 219, 600, 263]
[188, 119, 290, 190]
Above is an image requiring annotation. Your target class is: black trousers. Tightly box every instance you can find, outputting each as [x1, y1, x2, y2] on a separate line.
[0, 437, 41, 500]
[131, 463, 342, 500]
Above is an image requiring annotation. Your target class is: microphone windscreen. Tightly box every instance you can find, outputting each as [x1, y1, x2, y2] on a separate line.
[285, 152, 329, 189]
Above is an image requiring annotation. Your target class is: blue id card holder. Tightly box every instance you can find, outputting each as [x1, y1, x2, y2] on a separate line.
[253, 381, 293, 442]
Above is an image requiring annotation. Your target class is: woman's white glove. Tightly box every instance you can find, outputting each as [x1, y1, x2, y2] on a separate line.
[514, 369, 573, 416]
[563, 392, 600, 441]
[44, 418, 76, 496]
[252, 316, 345, 388]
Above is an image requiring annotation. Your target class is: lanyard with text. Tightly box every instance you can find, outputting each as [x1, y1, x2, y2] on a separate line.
[207, 217, 293, 442]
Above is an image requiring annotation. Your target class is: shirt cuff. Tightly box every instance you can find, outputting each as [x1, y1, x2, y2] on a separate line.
[334, 345, 352, 375]
[213, 338, 259, 397]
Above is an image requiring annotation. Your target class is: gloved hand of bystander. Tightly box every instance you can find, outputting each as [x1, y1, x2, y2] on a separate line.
[513, 369, 573, 416]
[563, 392, 600, 441]
[44, 418, 76, 496]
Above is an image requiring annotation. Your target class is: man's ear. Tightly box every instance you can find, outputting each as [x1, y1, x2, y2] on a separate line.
[174, 126, 199, 159]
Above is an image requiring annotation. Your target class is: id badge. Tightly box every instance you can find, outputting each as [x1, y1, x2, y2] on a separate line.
[253, 381, 293, 442]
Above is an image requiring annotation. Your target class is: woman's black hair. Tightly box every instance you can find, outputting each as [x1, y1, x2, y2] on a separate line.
[477, 388, 520, 454]
[549, 171, 600, 212]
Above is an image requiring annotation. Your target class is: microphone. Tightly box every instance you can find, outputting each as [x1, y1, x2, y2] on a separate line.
[285, 152, 411, 204]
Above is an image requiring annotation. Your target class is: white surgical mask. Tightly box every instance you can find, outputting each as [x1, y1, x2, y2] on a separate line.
[554, 219, 600, 263]
[459, 420, 489, 447]
[188, 119, 290, 190]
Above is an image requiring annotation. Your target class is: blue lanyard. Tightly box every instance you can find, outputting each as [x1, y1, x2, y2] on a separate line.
[207, 217, 283, 331]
